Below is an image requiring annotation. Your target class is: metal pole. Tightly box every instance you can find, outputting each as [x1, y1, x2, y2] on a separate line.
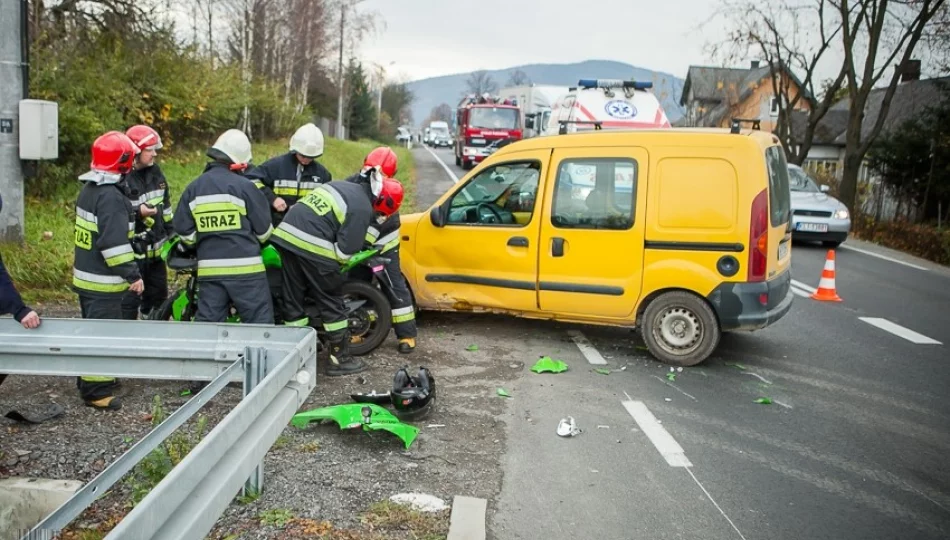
[335, 2, 345, 140]
[243, 346, 266, 496]
[0, 0, 25, 243]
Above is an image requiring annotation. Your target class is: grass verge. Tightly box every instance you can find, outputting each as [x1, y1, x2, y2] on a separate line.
[1, 137, 416, 305]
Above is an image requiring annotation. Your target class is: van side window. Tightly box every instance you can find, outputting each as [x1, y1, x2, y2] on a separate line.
[446, 161, 541, 227]
[551, 158, 637, 230]
[765, 147, 791, 227]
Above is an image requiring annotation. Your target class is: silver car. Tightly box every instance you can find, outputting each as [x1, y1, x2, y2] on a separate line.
[787, 164, 851, 247]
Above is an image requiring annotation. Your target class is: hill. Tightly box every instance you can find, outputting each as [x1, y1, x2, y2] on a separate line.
[405, 59, 685, 127]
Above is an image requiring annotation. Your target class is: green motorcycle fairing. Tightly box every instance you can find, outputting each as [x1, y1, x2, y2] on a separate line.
[290, 403, 419, 449]
[341, 248, 381, 273]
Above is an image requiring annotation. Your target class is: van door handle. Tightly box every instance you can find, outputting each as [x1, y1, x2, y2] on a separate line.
[507, 236, 529, 247]
[551, 237, 565, 257]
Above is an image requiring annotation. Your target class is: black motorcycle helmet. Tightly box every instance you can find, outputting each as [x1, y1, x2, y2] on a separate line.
[390, 366, 436, 422]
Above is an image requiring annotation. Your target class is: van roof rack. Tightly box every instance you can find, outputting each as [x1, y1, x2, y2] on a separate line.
[558, 120, 603, 135]
[730, 118, 761, 134]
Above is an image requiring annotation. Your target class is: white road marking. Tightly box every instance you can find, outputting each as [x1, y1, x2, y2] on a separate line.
[774, 400, 793, 409]
[622, 400, 692, 467]
[858, 317, 942, 345]
[790, 287, 811, 298]
[840, 244, 929, 271]
[567, 330, 608, 365]
[685, 468, 749, 540]
[791, 279, 817, 294]
[423, 144, 459, 183]
[651, 375, 698, 401]
[744, 372, 773, 385]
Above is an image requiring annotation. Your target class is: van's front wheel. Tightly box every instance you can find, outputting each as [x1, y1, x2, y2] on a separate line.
[641, 292, 720, 367]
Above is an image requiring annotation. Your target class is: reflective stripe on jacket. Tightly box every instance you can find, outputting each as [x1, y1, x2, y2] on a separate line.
[126, 164, 173, 259]
[245, 152, 333, 208]
[73, 182, 141, 295]
[172, 162, 274, 279]
[270, 180, 373, 270]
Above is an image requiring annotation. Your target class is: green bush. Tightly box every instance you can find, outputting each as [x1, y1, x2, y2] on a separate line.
[27, 31, 307, 199]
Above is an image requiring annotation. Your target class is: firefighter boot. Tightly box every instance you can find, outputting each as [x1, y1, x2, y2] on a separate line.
[398, 338, 416, 354]
[326, 334, 368, 377]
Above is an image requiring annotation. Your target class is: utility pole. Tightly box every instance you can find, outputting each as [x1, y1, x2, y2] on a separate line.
[0, 0, 25, 243]
[335, 2, 346, 140]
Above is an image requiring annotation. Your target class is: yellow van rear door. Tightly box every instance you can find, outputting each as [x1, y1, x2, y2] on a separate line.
[764, 146, 792, 278]
[536, 147, 648, 320]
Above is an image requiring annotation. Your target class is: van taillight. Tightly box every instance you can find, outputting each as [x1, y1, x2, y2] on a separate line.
[749, 188, 769, 282]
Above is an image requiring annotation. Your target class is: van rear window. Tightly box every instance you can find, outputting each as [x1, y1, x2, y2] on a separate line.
[765, 146, 791, 227]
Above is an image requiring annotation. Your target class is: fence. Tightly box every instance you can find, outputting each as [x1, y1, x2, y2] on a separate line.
[0, 318, 318, 540]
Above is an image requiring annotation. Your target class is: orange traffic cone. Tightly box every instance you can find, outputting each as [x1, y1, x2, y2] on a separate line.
[810, 250, 842, 302]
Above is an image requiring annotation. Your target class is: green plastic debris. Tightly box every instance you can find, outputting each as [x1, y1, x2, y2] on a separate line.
[465, 344, 479, 351]
[594, 368, 611, 375]
[754, 397, 773, 405]
[497, 388, 511, 398]
[179, 389, 192, 397]
[726, 362, 747, 371]
[666, 373, 676, 382]
[531, 356, 569, 374]
[290, 403, 419, 449]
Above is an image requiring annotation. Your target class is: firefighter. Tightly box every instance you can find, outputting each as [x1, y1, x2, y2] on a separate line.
[353, 147, 416, 354]
[270, 170, 403, 376]
[121, 124, 172, 319]
[246, 123, 332, 225]
[73, 131, 145, 410]
[172, 129, 275, 324]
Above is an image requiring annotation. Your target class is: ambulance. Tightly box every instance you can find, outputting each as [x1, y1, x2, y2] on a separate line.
[537, 79, 671, 136]
[534, 79, 672, 200]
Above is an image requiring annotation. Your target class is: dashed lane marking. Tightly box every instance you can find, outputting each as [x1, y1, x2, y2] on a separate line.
[621, 400, 692, 467]
[859, 317, 942, 345]
[567, 330, 608, 365]
[840, 244, 929, 271]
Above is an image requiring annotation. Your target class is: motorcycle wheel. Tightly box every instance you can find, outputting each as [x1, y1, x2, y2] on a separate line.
[344, 280, 392, 356]
[149, 292, 181, 321]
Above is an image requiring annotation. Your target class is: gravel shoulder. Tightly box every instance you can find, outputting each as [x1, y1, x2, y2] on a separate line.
[1, 309, 531, 539]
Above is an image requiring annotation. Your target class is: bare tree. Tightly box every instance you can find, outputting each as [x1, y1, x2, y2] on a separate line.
[465, 70, 498, 96]
[506, 69, 530, 86]
[426, 103, 453, 125]
[836, 0, 946, 214]
[710, 0, 847, 165]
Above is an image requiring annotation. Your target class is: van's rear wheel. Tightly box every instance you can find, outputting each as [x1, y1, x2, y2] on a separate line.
[641, 291, 720, 367]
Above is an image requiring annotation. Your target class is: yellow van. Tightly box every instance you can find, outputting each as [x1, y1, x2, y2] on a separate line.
[399, 125, 794, 366]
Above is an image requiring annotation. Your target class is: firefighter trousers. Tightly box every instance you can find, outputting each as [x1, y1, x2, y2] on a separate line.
[121, 257, 168, 319]
[77, 293, 123, 401]
[278, 248, 349, 347]
[382, 248, 417, 339]
[195, 275, 274, 324]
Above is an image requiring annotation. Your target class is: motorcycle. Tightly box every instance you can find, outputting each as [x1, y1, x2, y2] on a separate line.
[149, 237, 396, 356]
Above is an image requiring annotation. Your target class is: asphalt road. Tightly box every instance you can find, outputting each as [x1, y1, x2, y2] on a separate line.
[409, 144, 950, 540]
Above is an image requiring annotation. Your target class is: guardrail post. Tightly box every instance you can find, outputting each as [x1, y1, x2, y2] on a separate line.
[243, 346, 266, 497]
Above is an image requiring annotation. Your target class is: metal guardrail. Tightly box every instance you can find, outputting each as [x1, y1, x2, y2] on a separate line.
[0, 318, 318, 540]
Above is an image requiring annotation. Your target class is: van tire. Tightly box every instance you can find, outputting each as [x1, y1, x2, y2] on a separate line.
[640, 291, 720, 367]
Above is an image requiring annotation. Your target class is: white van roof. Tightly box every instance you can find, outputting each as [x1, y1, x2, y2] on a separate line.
[546, 79, 671, 134]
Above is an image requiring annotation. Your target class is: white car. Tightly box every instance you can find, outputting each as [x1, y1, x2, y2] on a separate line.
[787, 164, 851, 247]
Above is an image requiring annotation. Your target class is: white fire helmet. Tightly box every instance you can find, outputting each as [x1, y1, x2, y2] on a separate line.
[289, 123, 325, 158]
[211, 129, 252, 166]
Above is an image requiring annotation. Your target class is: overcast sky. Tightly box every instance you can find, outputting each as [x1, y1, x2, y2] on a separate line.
[358, 0, 730, 82]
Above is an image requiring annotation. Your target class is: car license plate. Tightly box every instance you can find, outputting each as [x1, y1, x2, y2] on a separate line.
[778, 241, 789, 260]
[796, 222, 828, 233]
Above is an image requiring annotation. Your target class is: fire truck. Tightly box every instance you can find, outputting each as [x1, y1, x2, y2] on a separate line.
[454, 93, 523, 170]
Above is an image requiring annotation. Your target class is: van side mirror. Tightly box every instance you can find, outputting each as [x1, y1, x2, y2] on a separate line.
[525, 116, 535, 130]
[430, 205, 446, 228]
[820, 184, 830, 193]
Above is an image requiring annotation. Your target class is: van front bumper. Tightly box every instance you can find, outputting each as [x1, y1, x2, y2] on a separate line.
[706, 270, 794, 331]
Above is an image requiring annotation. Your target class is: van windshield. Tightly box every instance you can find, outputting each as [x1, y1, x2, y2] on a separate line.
[470, 107, 520, 130]
[765, 146, 791, 226]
